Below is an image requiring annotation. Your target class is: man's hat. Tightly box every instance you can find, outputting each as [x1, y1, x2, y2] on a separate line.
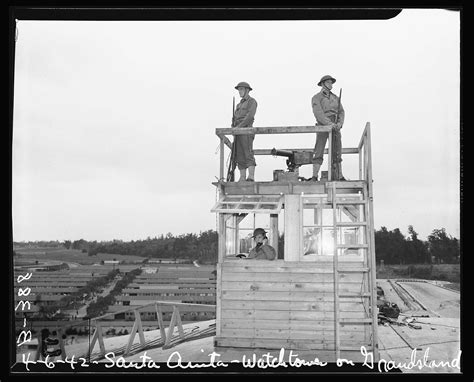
[317, 75, 336, 87]
[235, 81, 253, 91]
[252, 228, 267, 238]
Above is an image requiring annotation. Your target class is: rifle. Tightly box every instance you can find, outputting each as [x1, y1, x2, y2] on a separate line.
[331, 88, 343, 180]
[335, 88, 342, 124]
[226, 97, 237, 181]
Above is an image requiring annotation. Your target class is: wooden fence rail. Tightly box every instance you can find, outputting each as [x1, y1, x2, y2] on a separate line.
[32, 300, 216, 362]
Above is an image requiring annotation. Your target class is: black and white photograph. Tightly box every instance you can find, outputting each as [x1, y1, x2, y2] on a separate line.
[9, 7, 463, 376]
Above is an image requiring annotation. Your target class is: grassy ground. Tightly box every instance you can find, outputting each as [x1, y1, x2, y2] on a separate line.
[376, 263, 460, 283]
[14, 247, 148, 265]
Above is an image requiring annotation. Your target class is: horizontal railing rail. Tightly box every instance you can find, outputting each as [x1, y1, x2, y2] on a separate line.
[215, 125, 332, 137]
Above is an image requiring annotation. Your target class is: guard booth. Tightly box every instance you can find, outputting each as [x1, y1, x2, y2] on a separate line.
[211, 123, 379, 362]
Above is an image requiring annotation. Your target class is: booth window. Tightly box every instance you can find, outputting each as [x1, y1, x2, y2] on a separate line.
[301, 196, 366, 261]
[211, 195, 283, 214]
[212, 195, 283, 259]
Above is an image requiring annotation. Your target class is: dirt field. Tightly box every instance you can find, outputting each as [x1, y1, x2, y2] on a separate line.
[376, 278, 460, 373]
[398, 281, 460, 318]
[376, 264, 460, 284]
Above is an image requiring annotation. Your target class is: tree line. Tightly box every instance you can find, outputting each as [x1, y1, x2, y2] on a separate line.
[14, 226, 459, 265]
[86, 268, 142, 318]
[375, 226, 459, 265]
[65, 230, 218, 263]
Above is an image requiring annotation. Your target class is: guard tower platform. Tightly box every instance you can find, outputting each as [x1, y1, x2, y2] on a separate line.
[211, 123, 379, 362]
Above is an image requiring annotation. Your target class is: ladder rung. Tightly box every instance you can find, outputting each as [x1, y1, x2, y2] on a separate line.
[335, 222, 367, 226]
[337, 267, 369, 273]
[330, 181, 365, 189]
[336, 244, 369, 249]
[335, 200, 367, 205]
[340, 345, 374, 351]
[339, 293, 371, 298]
[222, 201, 280, 205]
[339, 318, 373, 324]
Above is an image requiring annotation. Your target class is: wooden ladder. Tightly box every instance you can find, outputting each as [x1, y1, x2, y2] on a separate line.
[330, 181, 379, 360]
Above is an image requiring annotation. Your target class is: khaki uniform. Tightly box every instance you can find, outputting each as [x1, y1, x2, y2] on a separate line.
[311, 88, 345, 166]
[248, 243, 276, 260]
[234, 95, 257, 170]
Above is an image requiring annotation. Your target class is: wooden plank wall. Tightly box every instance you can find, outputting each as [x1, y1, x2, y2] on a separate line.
[215, 260, 372, 351]
[283, 195, 301, 261]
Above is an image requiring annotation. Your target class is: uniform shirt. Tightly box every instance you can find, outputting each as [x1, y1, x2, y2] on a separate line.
[234, 95, 258, 127]
[248, 243, 276, 260]
[311, 88, 345, 126]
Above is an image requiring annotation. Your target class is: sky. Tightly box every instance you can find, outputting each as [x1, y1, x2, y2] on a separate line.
[12, 9, 460, 242]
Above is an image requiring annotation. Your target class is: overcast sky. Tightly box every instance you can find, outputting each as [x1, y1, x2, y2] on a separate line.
[12, 9, 460, 242]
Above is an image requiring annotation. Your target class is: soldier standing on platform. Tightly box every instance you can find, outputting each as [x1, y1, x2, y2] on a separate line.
[310, 75, 346, 181]
[232, 81, 258, 182]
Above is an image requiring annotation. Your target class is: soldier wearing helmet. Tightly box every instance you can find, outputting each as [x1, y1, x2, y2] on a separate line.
[232, 81, 258, 182]
[310, 75, 346, 181]
[246, 228, 276, 260]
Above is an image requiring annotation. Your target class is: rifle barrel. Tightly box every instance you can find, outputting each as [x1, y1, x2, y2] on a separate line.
[232, 96, 235, 127]
[336, 88, 342, 123]
[226, 96, 237, 181]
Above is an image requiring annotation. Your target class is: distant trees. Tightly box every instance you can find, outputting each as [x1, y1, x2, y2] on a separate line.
[405, 225, 430, 264]
[375, 226, 459, 265]
[75, 230, 218, 263]
[427, 228, 460, 264]
[86, 268, 142, 318]
[13, 240, 62, 248]
[374, 227, 407, 264]
[72, 239, 88, 251]
[18, 226, 458, 266]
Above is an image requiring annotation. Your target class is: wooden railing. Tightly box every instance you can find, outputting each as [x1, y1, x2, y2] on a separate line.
[358, 122, 372, 187]
[216, 124, 370, 182]
[32, 300, 216, 362]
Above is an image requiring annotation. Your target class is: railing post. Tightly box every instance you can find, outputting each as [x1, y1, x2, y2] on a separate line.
[219, 135, 224, 181]
[34, 331, 42, 361]
[96, 322, 106, 357]
[87, 321, 101, 360]
[124, 310, 142, 356]
[163, 305, 185, 349]
[328, 130, 333, 181]
[218, 214, 226, 263]
[163, 307, 178, 348]
[136, 310, 146, 348]
[56, 327, 67, 361]
[364, 137, 368, 182]
[233, 214, 238, 256]
[155, 303, 167, 342]
[174, 306, 185, 339]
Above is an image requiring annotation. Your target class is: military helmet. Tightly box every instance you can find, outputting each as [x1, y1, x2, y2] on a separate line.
[317, 75, 336, 86]
[235, 81, 253, 91]
[252, 228, 267, 238]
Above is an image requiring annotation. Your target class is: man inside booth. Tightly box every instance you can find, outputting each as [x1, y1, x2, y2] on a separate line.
[246, 228, 276, 260]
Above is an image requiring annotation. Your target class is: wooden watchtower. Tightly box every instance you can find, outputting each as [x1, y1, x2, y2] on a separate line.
[211, 123, 379, 362]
